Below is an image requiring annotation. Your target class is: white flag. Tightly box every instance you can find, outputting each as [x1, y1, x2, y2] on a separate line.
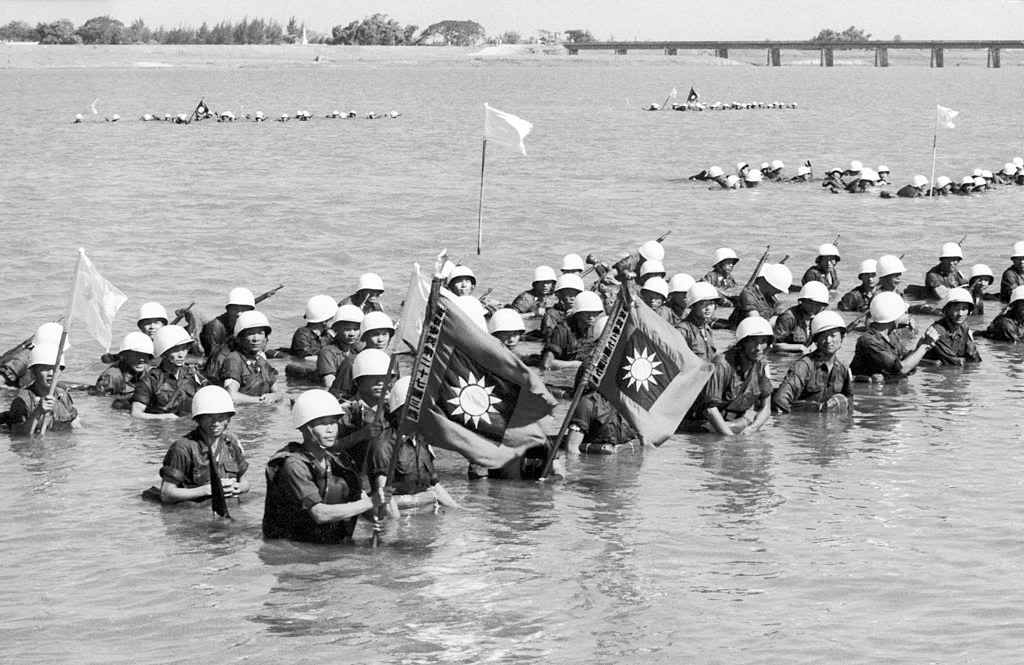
[670, 87, 678, 99]
[390, 263, 431, 354]
[67, 248, 127, 351]
[484, 103, 532, 156]
[937, 104, 958, 129]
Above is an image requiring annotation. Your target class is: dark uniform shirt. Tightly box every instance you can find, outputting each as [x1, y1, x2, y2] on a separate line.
[160, 428, 248, 490]
[802, 266, 840, 291]
[199, 313, 230, 357]
[924, 264, 967, 298]
[132, 362, 207, 416]
[676, 317, 717, 361]
[327, 356, 357, 402]
[850, 327, 910, 377]
[262, 442, 363, 544]
[0, 347, 31, 388]
[539, 303, 568, 342]
[8, 386, 77, 435]
[688, 346, 773, 421]
[772, 306, 814, 346]
[510, 290, 554, 316]
[727, 286, 778, 328]
[367, 429, 438, 496]
[702, 270, 736, 293]
[337, 399, 377, 472]
[772, 352, 852, 412]
[985, 312, 1024, 342]
[220, 351, 278, 397]
[316, 342, 360, 380]
[544, 320, 588, 361]
[94, 364, 149, 410]
[1000, 266, 1024, 302]
[290, 325, 329, 358]
[923, 318, 981, 365]
[569, 392, 638, 448]
[838, 284, 874, 312]
[339, 294, 383, 315]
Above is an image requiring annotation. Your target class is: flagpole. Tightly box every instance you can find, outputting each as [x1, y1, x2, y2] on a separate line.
[34, 249, 83, 437]
[369, 351, 404, 548]
[929, 103, 939, 197]
[660, 89, 673, 111]
[476, 140, 487, 255]
[539, 288, 626, 480]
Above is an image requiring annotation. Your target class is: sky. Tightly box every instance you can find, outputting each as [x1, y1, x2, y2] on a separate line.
[4, 0, 1024, 40]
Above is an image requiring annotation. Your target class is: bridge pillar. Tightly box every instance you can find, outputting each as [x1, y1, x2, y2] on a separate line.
[821, 48, 834, 67]
[768, 47, 781, 66]
[716, 48, 729, 59]
[874, 46, 889, 67]
[567, 47, 579, 55]
[615, 48, 628, 56]
[931, 48, 944, 67]
[665, 48, 677, 55]
[988, 47, 1001, 68]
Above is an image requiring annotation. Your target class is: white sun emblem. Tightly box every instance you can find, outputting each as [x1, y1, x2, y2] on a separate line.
[622, 346, 663, 392]
[447, 373, 503, 428]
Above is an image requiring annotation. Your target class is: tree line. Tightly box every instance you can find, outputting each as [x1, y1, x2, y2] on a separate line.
[0, 14, 597, 46]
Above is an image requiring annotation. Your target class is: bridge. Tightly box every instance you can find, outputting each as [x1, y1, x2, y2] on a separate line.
[563, 40, 1024, 67]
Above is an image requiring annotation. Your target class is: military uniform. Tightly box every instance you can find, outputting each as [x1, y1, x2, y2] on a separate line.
[327, 357, 357, 402]
[367, 429, 438, 495]
[569, 391, 638, 454]
[160, 429, 248, 493]
[539, 303, 569, 342]
[290, 325, 330, 357]
[702, 270, 736, 292]
[923, 318, 981, 365]
[262, 442, 363, 544]
[339, 294, 383, 315]
[772, 306, 815, 346]
[802, 266, 840, 291]
[8, 386, 77, 435]
[684, 347, 773, 428]
[727, 286, 779, 328]
[838, 284, 874, 312]
[676, 317, 717, 361]
[544, 320, 589, 362]
[220, 351, 278, 397]
[1000, 266, 1024, 302]
[316, 342, 360, 381]
[772, 352, 852, 412]
[850, 328, 912, 377]
[199, 314, 230, 357]
[985, 312, 1024, 342]
[94, 364, 149, 410]
[132, 361, 207, 416]
[337, 399, 377, 472]
[509, 290, 554, 316]
[924, 264, 967, 298]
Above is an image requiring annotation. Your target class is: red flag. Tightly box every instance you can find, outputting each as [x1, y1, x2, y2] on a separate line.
[594, 292, 713, 445]
[401, 296, 556, 468]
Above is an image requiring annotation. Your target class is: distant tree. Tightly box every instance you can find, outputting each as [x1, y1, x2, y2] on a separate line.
[403, 24, 419, 44]
[811, 26, 871, 43]
[77, 15, 129, 44]
[489, 30, 520, 45]
[126, 18, 151, 44]
[418, 20, 485, 46]
[0, 20, 38, 42]
[893, 34, 902, 42]
[285, 16, 300, 42]
[563, 29, 595, 44]
[329, 14, 407, 45]
[536, 29, 562, 45]
[36, 19, 81, 44]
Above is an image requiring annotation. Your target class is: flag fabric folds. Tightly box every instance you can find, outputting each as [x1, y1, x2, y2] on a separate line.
[390, 263, 431, 354]
[483, 103, 532, 156]
[593, 292, 713, 446]
[670, 87, 678, 99]
[401, 295, 556, 467]
[191, 98, 210, 122]
[68, 248, 127, 351]
[937, 104, 958, 129]
[687, 86, 700, 103]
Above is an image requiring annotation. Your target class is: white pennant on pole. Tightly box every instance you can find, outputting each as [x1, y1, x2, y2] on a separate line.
[483, 103, 532, 155]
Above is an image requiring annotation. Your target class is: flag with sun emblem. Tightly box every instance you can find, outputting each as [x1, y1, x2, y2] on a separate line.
[592, 293, 714, 445]
[401, 296, 558, 467]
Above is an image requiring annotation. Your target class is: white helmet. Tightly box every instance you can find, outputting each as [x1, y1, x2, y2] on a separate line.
[291, 389, 344, 429]
[849, 160, 863, 173]
[641, 277, 669, 298]
[973, 176, 987, 188]
[686, 282, 719, 307]
[639, 259, 666, 277]
[810, 311, 846, 338]
[876, 255, 906, 279]
[912, 174, 929, 188]
[798, 281, 830, 305]
[191, 385, 236, 418]
[1004, 162, 1017, 175]
[304, 295, 338, 323]
[33, 322, 69, 349]
[227, 287, 256, 308]
[1010, 285, 1024, 305]
[935, 176, 952, 189]
[488, 308, 526, 334]
[760, 263, 793, 293]
[982, 169, 993, 179]
[940, 242, 964, 259]
[817, 243, 840, 261]
[1014, 157, 1024, 168]
[447, 265, 477, 286]
[877, 164, 890, 173]
[233, 310, 272, 337]
[869, 291, 907, 324]
[119, 332, 154, 356]
[707, 165, 725, 178]
[736, 316, 774, 343]
[387, 375, 411, 414]
[561, 253, 585, 272]
[152, 325, 193, 356]
[359, 311, 395, 337]
[330, 304, 364, 326]
[639, 240, 665, 262]
[713, 247, 739, 265]
[1011, 241, 1024, 258]
[532, 266, 557, 283]
[770, 159, 784, 170]
[725, 175, 741, 187]
[969, 264, 994, 281]
[736, 161, 749, 173]
[555, 274, 585, 294]
[797, 165, 811, 177]
[669, 273, 696, 294]
[352, 348, 391, 379]
[744, 170, 762, 183]
[858, 259, 877, 275]
[28, 343, 65, 369]
[960, 176, 975, 186]
[572, 291, 605, 314]
[859, 168, 879, 183]
[138, 302, 168, 323]
[760, 162, 770, 170]
[358, 272, 385, 292]
[942, 287, 975, 310]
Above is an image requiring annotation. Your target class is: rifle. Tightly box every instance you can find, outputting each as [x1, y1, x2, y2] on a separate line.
[958, 233, 967, 247]
[833, 233, 841, 246]
[1, 316, 65, 365]
[254, 284, 284, 305]
[779, 254, 790, 264]
[207, 439, 232, 519]
[742, 245, 771, 292]
[580, 230, 673, 278]
[171, 302, 195, 325]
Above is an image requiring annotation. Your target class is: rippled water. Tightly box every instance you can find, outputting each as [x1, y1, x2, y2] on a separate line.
[3, 52, 1024, 663]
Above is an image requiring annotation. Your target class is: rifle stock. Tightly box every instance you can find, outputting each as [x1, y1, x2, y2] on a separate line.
[742, 245, 771, 292]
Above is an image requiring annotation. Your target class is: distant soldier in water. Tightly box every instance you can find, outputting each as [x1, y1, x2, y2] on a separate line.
[340, 273, 385, 314]
[893, 174, 929, 198]
[966, 264, 994, 316]
[509, 266, 557, 317]
[838, 260, 877, 313]
[986, 286, 1024, 342]
[802, 243, 841, 291]
[93, 332, 154, 410]
[291, 295, 337, 358]
[999, 242, 1024, 302]
[924, 242, 967, 300]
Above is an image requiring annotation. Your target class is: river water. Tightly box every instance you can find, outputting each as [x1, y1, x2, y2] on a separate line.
[2, 49, 1024, 664]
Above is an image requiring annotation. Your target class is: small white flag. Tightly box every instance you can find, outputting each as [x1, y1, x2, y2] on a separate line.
[937, 104, 958, 129]
[68, 248, 127, 351]
[484, 103, 532, 156]
[670, 87, 678, 99]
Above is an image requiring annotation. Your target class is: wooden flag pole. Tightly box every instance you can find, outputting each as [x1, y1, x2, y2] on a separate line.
[476, 140, 487, 256]
[929, 103, 939, 197]
[33, 250, 83, 437]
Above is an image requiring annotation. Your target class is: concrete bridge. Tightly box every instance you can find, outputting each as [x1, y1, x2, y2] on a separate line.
[563, 40, 1024, 67]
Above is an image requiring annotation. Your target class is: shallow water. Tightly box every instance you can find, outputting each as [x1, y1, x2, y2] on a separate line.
[2, 56, 1024, 664]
